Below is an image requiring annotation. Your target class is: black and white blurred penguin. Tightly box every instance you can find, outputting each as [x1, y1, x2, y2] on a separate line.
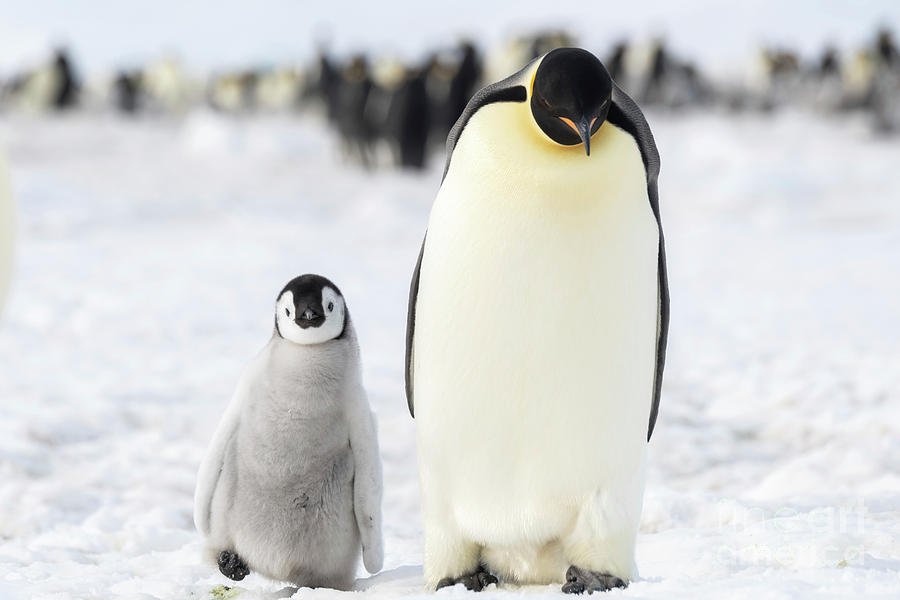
[386, 66, 430, 169]
[4, 47, 80, 112]
[336, 55, 376, 167]
[871, 28, 900, 134]
[113, 70, 141, 114]
[51, 48, 79, 110]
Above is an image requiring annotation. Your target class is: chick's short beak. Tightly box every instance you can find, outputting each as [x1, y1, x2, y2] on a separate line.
[296, 306, 321, 324]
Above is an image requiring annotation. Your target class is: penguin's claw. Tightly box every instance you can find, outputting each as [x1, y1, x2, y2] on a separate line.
[561, 566, 626, 594]
[436, 566, 498, 592]
[217, 550, 250, 581]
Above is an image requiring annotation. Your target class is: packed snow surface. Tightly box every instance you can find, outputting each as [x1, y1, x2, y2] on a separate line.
[0, 110, 898, 599]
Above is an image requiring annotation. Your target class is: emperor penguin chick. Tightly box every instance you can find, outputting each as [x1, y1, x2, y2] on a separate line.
[194, 274, 383, 590]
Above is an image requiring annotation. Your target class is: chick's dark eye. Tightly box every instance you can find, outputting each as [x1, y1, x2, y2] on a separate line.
[328, 302, 334, 312]
[285, 308, 290, 317]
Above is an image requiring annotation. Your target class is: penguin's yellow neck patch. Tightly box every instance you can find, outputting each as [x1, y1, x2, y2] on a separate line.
[444, 98, 646, 214]
[529, 61, 539, 98]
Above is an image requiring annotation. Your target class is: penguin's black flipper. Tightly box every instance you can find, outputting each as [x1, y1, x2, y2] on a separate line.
[607, 82, 669, 442]
[441, 60, 533, 183]
[405, 237, 425, 418]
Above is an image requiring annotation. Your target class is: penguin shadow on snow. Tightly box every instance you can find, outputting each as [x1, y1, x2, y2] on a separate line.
[208, 566, 660, 596]
[365, 567, 656, 595]
[207, 566, 424, 598]
[354, 564, 425, 592]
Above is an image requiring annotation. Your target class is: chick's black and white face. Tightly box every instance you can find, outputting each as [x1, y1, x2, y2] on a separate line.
[275, 275, 346, 345]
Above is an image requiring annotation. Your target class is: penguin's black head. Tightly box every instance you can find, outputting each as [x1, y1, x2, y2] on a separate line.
[530, 48, 613, 156]
[275, 274, 347, 345]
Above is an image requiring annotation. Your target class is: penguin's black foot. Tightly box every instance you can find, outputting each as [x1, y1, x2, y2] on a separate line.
[561, 566, 626, 594]
[436, 565, 498, 592]
[217, 550, 250, 581]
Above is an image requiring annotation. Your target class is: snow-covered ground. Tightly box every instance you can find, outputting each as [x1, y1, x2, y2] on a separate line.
[0, 109, 898, 599]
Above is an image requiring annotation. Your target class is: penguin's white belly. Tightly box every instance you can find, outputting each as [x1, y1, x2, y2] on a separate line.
[414, 117, 658, 549]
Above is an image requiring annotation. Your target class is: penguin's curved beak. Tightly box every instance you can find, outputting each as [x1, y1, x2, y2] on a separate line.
[577, 115, 593, 157]
[558, 115, 595, 156]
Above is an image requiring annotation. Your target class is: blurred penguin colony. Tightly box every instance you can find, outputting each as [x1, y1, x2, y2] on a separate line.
[3, 28, 899, 169]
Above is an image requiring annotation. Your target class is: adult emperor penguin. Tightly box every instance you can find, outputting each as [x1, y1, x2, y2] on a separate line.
[194, 274, 383, 590]
[405, 48, 669, 593]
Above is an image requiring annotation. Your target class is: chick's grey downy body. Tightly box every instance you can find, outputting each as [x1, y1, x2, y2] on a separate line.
[218, 337, 356, 587]
[195, 276, 383, 590]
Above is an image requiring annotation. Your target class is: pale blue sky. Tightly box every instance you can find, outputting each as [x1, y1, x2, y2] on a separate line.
[0, 0, 897, 74]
